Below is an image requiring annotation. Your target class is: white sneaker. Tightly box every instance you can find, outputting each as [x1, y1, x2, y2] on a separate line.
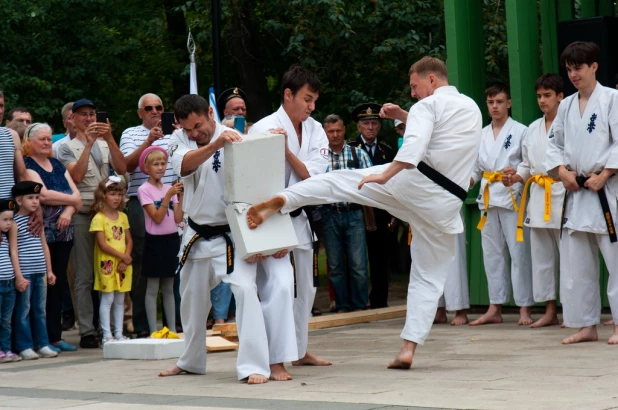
[114, 335, 129, 341]
[37, 346, 59, 358]
[19, 348, 39, 360]
[101, 336, 114, 348]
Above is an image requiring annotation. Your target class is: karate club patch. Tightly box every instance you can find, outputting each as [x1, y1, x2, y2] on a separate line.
[168, 144, 178, 157]
[320, 148, 329, 159]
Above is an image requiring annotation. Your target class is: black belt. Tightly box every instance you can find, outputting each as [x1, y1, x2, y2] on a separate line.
[417, 161, 467, 201]
[177, 218, 234, 274]
[324, 203, 362, 213]
[560, 176, 617, 243]
[289, 207, 320, 288]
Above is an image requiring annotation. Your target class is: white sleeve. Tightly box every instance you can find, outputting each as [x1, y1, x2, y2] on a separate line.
[394, 100, 434, 167]
[517, 135, 532, 181]
[304, 125, 329, 177]
[605, 92, 618, 169]
[544, 101, 567, 179]
[168, 129, 199, 177]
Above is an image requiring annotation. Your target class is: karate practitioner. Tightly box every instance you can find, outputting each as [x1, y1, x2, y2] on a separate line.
[249, 65, 332, 368]
[247, 57, 482, 369]
[381, 102, 469, 326]
[545, 41, 618, 344]
[157, 94, 293, 384]
[502, 74, 564, 328]
[469, 83, 534, 326]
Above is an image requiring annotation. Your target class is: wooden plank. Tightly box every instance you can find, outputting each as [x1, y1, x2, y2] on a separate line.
[206, 336, 238, 352]
[308, 305, 406, 330]
[212, 323, 238, 339]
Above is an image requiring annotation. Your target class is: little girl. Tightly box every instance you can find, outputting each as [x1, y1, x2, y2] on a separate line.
[137, 146, 183, 334]
[0, 199, 21, 363]
[90, 176, 133, 345]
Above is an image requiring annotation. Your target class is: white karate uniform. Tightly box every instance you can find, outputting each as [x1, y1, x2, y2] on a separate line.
[471, 117, 533, 307]
[517, 117, 564, 302]
[273, 86, 481, 344]
[169, 123, 274, 379]
[545, 82, 618, 327]
[250, 106, 329, 358]
[438, 227, 469, 311]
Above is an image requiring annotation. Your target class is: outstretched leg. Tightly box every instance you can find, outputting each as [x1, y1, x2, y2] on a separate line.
[247, 196, 286, 229]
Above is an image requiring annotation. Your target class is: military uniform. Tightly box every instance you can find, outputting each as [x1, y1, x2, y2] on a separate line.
[350, 103, 396, 308]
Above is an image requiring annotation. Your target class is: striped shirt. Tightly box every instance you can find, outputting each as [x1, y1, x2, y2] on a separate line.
[0, 234, 13, 280]
[15, 214, 47, 275]
[119, 125, 176, 197]
[0, 127, 15, 200]
[327, 144, 372, 207]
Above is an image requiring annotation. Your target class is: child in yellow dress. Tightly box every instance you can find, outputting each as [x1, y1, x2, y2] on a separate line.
[89, 176, 133, 346]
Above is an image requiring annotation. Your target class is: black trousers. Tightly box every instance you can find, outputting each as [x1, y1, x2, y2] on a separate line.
[47, 240, 73, 344]
[366, 209, 391, 309]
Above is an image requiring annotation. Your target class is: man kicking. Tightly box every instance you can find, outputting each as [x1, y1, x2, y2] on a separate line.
[247, 57, 482, 368]
[502, 74, 564, 328]
[249, 65, 332, 368]
[545, 41, 618, 345]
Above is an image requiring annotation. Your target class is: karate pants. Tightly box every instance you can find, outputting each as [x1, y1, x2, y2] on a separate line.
[530, 228, 560, 303]
[279, 168, 456, 345]
[291, 247, 316, 358]
[255, 257, 298, 364]
[560, 229, 618, 328]
[480, 207, 534, 307]
[223, 255, 297, 379]
[438, 231, 470, 311]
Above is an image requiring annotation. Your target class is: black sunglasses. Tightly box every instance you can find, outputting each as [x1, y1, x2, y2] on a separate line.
[142, 105, 163, 112]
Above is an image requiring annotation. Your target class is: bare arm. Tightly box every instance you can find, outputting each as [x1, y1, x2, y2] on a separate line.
[11, 129, 29, 182]
[124, 228, 133, 259]
[180, 131, 241, 176]
[40, 233, 56, 285]
[95, 231, 130, 263]
[174, 193, 184, 224]
[27, 169, 81, 207]
[285, 149, 311, 181]
[9, 224, 29, 292]
[66, 140, 94, 184]
[123, 123, 162, 172]
[358, 160, 410, 189]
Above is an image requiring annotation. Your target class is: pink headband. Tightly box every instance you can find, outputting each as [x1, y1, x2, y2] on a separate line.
[139, 146, 169, 174]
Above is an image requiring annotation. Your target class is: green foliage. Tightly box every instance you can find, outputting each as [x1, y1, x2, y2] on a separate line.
[482, 0, 509, 86]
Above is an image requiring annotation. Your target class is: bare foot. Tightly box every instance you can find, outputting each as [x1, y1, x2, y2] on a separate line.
[530, 313, 559, 328]
[562, 326, 598, 344]
[450, 310, 469, 326]
[433, 307, 447, 324]
[246, 196, 286, 229]
[469, 305, 503, 326]
[561, 322, 566, 328]
[246, 374, 269, 384]
[292, 352, 332, 366]
[603, 319, 615, 326]
[269, 363, 292, 381]
[518, 307, 533, 326]
[158, 365, 188, 377]
[387, 340, 416, 370]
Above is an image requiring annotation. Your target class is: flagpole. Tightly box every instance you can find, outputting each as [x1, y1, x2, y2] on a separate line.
[211, 0, 222, 98]
[187, 31, 198, 95]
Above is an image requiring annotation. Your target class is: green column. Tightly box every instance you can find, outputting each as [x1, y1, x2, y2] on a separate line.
[598, 0, 615, 16]
[557, 0, 574, 21]
[540, 0, 559, 74]
[444, 0, 486, 113]
[579, 0, 598, 17]
[505, 0, 542, 125]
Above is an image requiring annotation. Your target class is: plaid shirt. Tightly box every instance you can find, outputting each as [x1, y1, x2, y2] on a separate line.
[327, 143, 372, 207]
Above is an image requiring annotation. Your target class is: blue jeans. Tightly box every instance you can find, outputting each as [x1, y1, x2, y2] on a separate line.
[14, 273, 50, 352]
[322, 208, 369, 311]
[210, 282, 232, 320]
[0, 279, 16, 352]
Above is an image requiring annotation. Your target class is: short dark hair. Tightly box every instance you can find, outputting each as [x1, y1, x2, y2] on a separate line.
[560, 41, 600, 68]
[323, 114, 343, 125]
[535, 74, 564, 95]
[174, 94, 209, 121]
[485, 82, 511, 100]
[7, 107, 30, 121]
[281, 65, 321, 100]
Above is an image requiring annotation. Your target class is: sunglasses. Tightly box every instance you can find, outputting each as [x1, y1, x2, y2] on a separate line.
[142, 105, 163, 112]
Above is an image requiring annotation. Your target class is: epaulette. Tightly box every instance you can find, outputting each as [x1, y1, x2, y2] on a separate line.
[378, 141, 393, 149]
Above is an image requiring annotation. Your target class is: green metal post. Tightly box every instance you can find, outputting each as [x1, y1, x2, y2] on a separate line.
[557, 0, 574, 21]
[444, 0, 486, 112]
[540, 0, 559, 74]
[579, 0, 598, 17]
[598, 0, 615, 16]
[505, 0, 542, 125]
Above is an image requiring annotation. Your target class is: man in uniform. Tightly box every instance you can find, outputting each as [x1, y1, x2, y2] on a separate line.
[217, 87, 247, 118]
[351, 103, 396, 309]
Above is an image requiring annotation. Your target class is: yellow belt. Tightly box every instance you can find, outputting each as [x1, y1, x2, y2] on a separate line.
[477, 171, 519, 230]
[516, 174, 560, 242]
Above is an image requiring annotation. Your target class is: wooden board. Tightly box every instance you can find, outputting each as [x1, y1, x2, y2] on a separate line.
[212, 323, 238, 338]
[308, 305, 406, 330]
[206, 336, 238, 352]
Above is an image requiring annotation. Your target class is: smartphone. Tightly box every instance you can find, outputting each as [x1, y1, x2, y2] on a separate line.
[161, 112, 176, 135]
[96, 112, 107, 123]
[233, 116, 246, 133]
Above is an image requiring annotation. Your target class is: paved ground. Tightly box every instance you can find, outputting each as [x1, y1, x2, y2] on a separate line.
[1, 314, 617, 410]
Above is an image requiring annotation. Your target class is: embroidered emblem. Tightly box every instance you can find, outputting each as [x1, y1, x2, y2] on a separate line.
[168, 144, 178, 157]
[525, 217, 530, 224]
[587, 113, 597, 133]
[503, 134, 512, 150]
[319, 147, 329, 159]
[477, 194, 482, 200]
[212, 150, 221, 172]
